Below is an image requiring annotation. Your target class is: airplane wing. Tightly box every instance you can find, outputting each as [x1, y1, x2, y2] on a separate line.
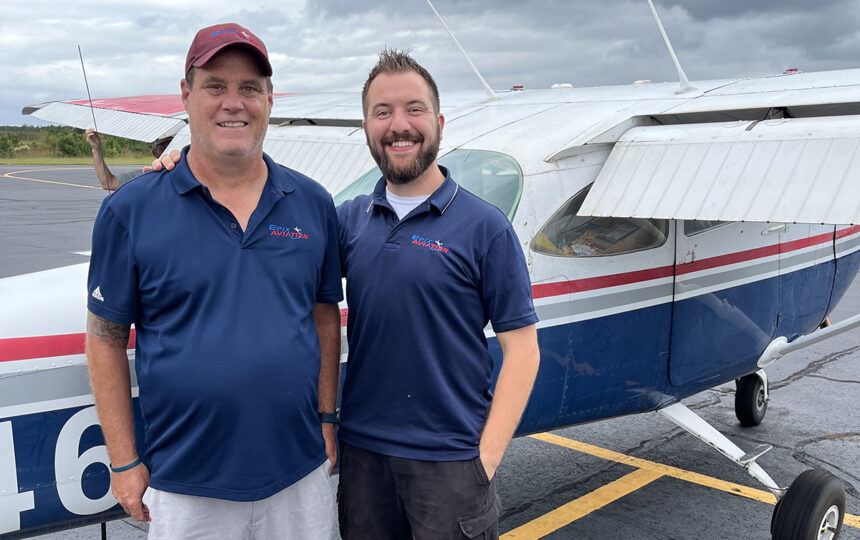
[23, 69, 860, 224]
[24, 92, 377, 191]
[262, 125, 375, 195]
[23, 95, 188, 143]
[571, 69, 860, 225]
[21, 91, 368, 142]
[578, 115, 860, 225]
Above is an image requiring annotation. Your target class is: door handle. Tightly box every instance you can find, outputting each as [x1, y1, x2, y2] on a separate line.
[761, 224, 787, 235]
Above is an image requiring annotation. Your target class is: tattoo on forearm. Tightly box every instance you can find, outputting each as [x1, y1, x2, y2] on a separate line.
[87, 312, 131, 347]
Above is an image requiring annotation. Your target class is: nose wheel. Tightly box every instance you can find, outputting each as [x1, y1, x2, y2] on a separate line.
[771, 469, 845, 540]
[735, 371, 768, 426]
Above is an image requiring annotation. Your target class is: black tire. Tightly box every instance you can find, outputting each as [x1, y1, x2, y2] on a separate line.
[735, 373, 767, 426]
[771, 469, 845, 540]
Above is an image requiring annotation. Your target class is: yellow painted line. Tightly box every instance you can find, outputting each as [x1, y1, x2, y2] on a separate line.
[532, 432, 775, 502]
[502, 468, 663, 539]
[2, 168, 101, 190]
[530, 432, 860, 529]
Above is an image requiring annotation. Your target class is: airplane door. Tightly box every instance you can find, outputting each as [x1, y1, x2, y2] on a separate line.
[527, 185, 674, 428]
[775, 224, 836, 340]
[830, 225, 860, 313]
[670, 221, 780, 387]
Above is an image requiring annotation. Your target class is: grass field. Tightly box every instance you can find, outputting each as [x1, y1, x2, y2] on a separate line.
[0, 155, 151, 166]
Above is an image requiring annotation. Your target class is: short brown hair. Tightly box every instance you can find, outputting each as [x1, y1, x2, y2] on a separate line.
[361, 49, 440, 118]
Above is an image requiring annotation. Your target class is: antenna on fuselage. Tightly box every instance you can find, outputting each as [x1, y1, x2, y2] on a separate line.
[646, 0, 696, 94]
[425, 0, 499, 102]
[77, 45, 113, 191]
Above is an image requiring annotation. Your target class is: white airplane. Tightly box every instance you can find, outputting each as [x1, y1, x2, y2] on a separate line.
[4, 4, 860, 539]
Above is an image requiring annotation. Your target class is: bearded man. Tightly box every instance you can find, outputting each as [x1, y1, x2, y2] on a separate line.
[335, 49, 540, 540]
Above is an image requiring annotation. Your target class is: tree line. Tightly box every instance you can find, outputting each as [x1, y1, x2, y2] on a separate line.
[0, 126, 152, 159]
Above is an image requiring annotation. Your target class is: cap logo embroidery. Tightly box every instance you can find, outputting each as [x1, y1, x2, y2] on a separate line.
[210, 29, 260, 47]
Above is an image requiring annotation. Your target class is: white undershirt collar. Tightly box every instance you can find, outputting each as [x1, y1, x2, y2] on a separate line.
[386, 188, 429, 220]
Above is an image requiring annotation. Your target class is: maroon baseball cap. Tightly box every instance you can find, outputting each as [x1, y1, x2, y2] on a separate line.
[185, 23, 272, 77]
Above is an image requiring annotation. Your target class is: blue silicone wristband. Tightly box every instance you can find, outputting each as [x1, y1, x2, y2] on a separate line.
[110, 457, 141, 472]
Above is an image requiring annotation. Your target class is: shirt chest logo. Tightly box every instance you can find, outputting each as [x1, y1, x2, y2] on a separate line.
[410, 234, 449, 253]
[269, 224, 310, 240]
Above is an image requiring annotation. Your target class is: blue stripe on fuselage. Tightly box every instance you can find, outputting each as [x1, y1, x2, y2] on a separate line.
[511, 254, 858, 436]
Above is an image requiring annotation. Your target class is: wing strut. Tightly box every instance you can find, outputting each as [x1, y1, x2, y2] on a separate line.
[646, 0, 696, 94]
[757, 313, 860, 367]
[425, 0, 498, 102]
[658, 403, 784, 497]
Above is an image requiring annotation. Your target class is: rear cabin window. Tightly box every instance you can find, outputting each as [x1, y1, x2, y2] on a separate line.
[333, 149, 524, 220]
[684, 220, 729, 236]
[531, 185, 669, 257]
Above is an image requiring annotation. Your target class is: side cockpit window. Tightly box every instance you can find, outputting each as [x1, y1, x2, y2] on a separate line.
[531, 185, 668, 257]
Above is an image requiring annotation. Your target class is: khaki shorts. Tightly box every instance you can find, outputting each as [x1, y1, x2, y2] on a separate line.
[144, 461, 335, 540]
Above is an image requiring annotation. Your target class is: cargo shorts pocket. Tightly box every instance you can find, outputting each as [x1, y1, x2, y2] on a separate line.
[473, 456, 490, 485]
[458, 493, 501, 539]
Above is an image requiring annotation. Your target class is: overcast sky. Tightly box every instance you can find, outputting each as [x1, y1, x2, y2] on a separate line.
[3, 0, 860, 126]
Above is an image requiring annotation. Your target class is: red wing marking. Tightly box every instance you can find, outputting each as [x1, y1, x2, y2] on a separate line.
[68, 95, 185, 116]
[67, 93, 296, 116]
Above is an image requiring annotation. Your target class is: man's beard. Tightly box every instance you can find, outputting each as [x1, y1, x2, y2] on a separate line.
[369, 128, 440, 185]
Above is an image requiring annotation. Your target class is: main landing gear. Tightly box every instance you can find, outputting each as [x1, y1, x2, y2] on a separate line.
[735, 370, 768, 427]
[666, 318, 860, 537]
[658, 403, 846, 540]
[772, 470, 845, 540]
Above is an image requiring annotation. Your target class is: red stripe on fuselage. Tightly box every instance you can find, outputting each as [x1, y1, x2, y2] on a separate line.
[676, 229, 836, 275]
[534, 226, 850, 298]
[0, 330, 136, 363]
[531, 266, 675, 299]
[7, 227, 858, 360]
[836, 225, 860, 239]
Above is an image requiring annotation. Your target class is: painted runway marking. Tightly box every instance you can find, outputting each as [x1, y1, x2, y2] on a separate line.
[2, 168, 101, 189]
[499, 432, 860, 538]
[503, 468, 663, 539]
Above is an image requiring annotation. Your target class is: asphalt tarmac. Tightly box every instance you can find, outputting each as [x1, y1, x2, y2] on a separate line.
[2, 165, 858, 539]
[0, 165, 130, 278]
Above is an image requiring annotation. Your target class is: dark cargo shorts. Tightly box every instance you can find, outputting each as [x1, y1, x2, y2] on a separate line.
[338, 442, 501, 540]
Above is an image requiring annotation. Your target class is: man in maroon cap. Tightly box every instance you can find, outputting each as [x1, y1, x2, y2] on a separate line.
[86, 23, 341, 539]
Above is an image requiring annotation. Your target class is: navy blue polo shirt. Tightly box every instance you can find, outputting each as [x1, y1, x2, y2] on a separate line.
[337, 168, 538, 461]
[87, 149, 342, 501]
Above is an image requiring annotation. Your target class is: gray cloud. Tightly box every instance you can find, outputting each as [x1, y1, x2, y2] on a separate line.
[658, 0, 843, 20]
[3, 0, 860, 125]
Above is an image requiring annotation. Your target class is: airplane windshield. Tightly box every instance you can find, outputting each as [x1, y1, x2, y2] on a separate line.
[333, 149, 524, 220]
[531, 185, 669, 257]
